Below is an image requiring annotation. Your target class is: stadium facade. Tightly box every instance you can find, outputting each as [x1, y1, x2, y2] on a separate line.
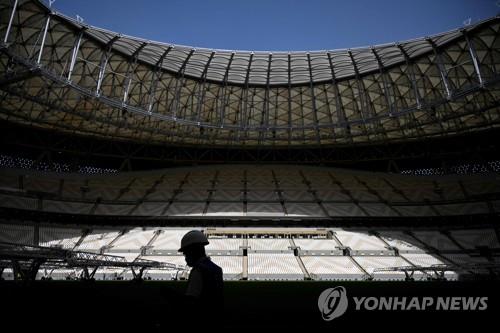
[0, 0, 500, 283]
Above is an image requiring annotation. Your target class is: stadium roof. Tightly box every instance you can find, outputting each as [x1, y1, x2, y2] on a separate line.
[34, 9, 485, 87]
[0, 0, 499, 147]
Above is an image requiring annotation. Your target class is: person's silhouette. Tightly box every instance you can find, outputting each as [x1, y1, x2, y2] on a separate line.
[178, 230, 224, 316]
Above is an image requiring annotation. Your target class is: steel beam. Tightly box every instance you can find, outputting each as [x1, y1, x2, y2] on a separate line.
[287, 53, 292, 144]
[240, 53, 254, 137]
[306, 53, 322, 144]
[426, 38, 452, 99]
[147, 46, 172, 113]
[0, 68, 40, 86]
[219, 52, 234, 127]
[96, 35, 120, 95]
[463, 31, 484, 86]
[123, 41, 148, 104]
[3, 0, 18, 44]
[67, 30, 84, 80]
[37, 13, 51, 64]
[259, 53, 272, 143]
[169, 49, 194, 119]
[396, 43, 422, 109]
[195, 51, 215, 124]
[371, 47, 395, 116]
[347, 50, 369, 122]
[327, 52, 349, 129]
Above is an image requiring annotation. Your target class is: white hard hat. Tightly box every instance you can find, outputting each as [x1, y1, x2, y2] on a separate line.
[178, 230, 209, 252]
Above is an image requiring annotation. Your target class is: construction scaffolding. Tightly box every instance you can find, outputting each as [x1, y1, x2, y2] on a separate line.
[0, 241, 185, 281]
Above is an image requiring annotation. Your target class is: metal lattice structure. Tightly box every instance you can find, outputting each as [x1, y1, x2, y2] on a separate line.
[0, 241, 184, 280]
[1, 0, 499, 147]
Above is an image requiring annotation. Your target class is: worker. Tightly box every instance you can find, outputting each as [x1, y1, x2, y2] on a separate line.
[178, 230, 224, 312]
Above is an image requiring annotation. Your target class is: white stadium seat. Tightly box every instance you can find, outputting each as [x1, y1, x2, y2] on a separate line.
[301, 256, 365, 279]
[248, 253, 303, 280]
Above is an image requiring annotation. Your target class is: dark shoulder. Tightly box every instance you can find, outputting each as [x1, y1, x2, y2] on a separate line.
[198, 257, 223, 274]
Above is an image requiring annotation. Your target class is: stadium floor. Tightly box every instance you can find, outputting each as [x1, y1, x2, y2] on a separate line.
[1, 280, 499, 329]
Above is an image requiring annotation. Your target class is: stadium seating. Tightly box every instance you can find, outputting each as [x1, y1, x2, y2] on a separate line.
[206, 238, 243, 252]
[107, 228, 157, 253]
[353, 256, 409, 280]
[149, 229, 189, 253]
[412, 231, 462, 251]
[293, 238, 339, 252]
[210, 256, 243, 279]
[0, 223, 34, 244]
[247, 253, 304, 280]
[75, 231, 121, 252]
[247, 238, 293, 251]
[378, 231, 422, 251]
[0, 165, 498, 219]
[39, 227, 83, 249]
[301, 256, 365, 280]
[0, 223, 498, 281]
[334, 230, 388, 251]
[449, 229, 500, 249]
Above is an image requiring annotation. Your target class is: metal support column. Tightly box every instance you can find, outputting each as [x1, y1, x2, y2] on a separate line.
[287, 53, 293, 145]
[170, 49, 194, 119]
[67, 30, 83, 81]
[327, 52, 350, 137]
[96, 35, 120, 95]
[239, 53, 254, 141]
[37, 13, 51, 64]
[427, 38, 452, 99]
[371, 47, 395, 116]
[11, 259, 44, 281]
[306, 53, 322, 144]
[396, 43, 422, 109]
[463, 31, 484, 86]
[219, 52, 234, 128]
[147, 46, 172, 113]
[3, 0, 18, 44]
[195, 51, 215, 123]
[123, 42, 148, 104]
[131, 266, 147, 280]
[347, 50, 369, 121]
[242, 236, 248, 280]
[257, 54, 272, 143]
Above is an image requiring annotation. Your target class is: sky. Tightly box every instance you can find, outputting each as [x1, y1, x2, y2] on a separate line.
[49, 0, 497, 51]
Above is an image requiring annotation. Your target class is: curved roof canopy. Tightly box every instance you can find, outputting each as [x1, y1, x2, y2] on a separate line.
[31, 5, 498, 87]
[43, 12, 473, 87]
[0, 0, 499, 147]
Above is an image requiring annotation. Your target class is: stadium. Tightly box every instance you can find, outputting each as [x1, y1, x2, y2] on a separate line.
[0, 0, 499, 328]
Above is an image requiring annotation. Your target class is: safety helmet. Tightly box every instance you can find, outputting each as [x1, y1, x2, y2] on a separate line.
[178, 230, 209, 252]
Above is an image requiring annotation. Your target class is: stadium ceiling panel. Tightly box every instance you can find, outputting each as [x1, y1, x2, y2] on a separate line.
[0, 0, 499, 147]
